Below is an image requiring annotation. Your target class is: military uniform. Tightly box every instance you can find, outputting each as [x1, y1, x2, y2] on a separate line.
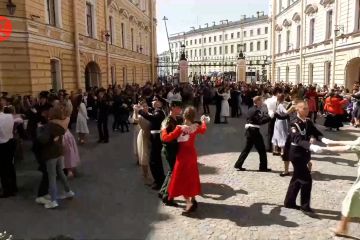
[234, 105, 271, 171]
[159, 114, 183, 203]
[139, 107, 166, 190]
[283, 117, 323, 212]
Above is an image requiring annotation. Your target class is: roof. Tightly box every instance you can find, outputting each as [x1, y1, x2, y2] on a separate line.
[169, 15, 269, 40]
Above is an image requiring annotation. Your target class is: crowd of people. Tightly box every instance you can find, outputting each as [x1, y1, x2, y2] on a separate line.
[0, 79, 360, 236]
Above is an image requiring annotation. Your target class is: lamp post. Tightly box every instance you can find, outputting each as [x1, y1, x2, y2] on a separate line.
[163, 16, 174, 76]
[6, 0, 16, 15]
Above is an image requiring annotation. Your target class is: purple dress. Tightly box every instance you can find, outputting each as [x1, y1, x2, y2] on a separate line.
[63, 129, 80, 169]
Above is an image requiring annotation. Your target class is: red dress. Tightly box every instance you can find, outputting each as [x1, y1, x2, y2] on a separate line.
[161, 122, 207, 199]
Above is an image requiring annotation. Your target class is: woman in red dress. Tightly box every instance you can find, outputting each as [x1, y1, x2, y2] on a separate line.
[161, 107, 207, 213]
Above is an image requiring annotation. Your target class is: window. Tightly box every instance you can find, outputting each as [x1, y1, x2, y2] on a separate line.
[237, 32, 241, 38]
[199, 49, 202, 57]
[250, 30, 253, 36]
[257, 28, 261, 35]
[279, 0, 283, 13]
[131, 28, 134, 50]
[225, 34, 228, 40]
[214, 36, 217, 42]
[250, 42, 253, 51]
[326, 10, 333, 39]
[209, 48, 212, 56]
[111, 66, 116, 85]
[264, 40, 268, 50]
[286, 30, 291, 51]
[225, 46, 228, 54]
[199, 38, 202, 44]
[277, 67, 281, 81]
[296, 25, 301, 49]
[231, 45, 234, 54]
[109, 16, 114, 44]
[231, 33, 234, 39]
[219, 46, 222, 55]
[50, 59, 62, 91]
[357, 0, 360, 31]
[309, 18, 315, 44]
[219, 35, 222, 41]
[265, 27, 268, 34]
[195, 39, 197, 44]
[209, 37, 212, 43]
[194, 49, 197, 57]
[214, 47, 217, 55]
[203, 48, 206, 56]
[47, 0, 56, 26]
[278, 34, 281, 53]
[190, 50, 193, 58]
[237, 44, 241, 53]
[257, 41, 261, 51]
[243, 31, 247, 37]
[204, 38, 206, 43]
[120, 23, 126, 48]
[325, 61, 331, 86]
[86, 3, 94, 37]
[286, 66, 290, 83]
[243, 43, 247, 52]
[296, 65, 300, 84]
[308, 63, 314, 84]
[186, 41, 188, 46]
[190, 40, 192, 45]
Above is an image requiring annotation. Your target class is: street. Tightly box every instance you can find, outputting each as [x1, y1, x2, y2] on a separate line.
[1, 110, 360, 240]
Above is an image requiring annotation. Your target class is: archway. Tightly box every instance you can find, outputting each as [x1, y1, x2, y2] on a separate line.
[345, 57, 360, 90]
[85, 61, 101, 90]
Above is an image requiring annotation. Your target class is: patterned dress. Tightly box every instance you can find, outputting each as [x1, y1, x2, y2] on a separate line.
[272, 103, 288, 148]
[342, 164, 360, 218]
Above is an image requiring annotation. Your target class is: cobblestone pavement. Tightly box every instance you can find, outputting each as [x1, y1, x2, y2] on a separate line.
[0, 111, 360, 240]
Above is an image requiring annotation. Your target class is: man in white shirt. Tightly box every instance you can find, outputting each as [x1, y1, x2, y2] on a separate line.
[264, 88, 281, 153]
[0, 101, 17, 198]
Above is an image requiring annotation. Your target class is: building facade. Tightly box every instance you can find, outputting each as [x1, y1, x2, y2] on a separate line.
[0, 0, 157, 94]
[270, 0, 360, 89]
[167, 12, 271, 82]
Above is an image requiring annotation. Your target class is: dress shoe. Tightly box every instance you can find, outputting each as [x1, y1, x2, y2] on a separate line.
[163, 199, 179, 207]
[301, 207, 315, 214]
[235, 167, 246, 171]
[259, 168, 272, 172]
[279, 172, 291, 177]
[284, 205, 300, 210]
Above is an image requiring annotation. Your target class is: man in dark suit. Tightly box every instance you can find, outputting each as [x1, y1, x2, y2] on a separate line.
[214, 88, 223, 124]
[97, 88, 110, 143]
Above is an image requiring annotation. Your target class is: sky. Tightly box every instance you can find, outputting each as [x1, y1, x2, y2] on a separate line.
[156, 0, 270, 54]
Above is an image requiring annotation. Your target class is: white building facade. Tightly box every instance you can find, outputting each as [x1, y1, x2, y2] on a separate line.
[271, 0, 360, 89]
[168, 13, 271, 82]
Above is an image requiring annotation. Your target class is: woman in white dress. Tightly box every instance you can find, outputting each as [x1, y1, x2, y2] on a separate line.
[75, 95, 89, 144]
[220, 87, 231, 123]
[133, 101, 153, 185]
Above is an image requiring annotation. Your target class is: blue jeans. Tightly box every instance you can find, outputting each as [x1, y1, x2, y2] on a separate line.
[46, 156, 70, 201]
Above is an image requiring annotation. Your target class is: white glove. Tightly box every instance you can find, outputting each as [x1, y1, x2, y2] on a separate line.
[200, 115, 211, 123]
[350, 137, 360, 146]
[321, 138, 333, 145]
[310, 144, 323, 153]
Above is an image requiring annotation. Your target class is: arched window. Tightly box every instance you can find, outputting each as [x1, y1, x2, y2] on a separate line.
[50, 59, 62, 91]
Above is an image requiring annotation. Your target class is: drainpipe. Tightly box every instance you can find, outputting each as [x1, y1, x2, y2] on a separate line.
[331, 0, 339, 88]
[104, 0, 111, 86]
[271, 0, 276, 84]
[300, 0, 304, 84]
[73, 0, 81, 89]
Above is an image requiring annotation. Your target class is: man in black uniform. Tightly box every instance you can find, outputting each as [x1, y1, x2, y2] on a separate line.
[97, 88, 110, 143]
[283, 101, 323, 214]
[159, 100, 183, 205]
[234, 96, 271, 172]
[138, 95, 166, 190]
[214, 88, 223, 124]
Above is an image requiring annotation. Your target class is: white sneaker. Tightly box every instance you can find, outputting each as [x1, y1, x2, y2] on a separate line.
[35, 195, 51, 205]
[44, 201, 59, 209]
[59, 190, 75, 200]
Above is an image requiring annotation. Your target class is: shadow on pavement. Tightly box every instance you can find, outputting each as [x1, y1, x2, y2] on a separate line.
[186, 202, 299, 228]
[312, 156, 358, 167]
[201, 182, 248, 201]
[311, 171, 357, 182]
[198, 163, 219, 175]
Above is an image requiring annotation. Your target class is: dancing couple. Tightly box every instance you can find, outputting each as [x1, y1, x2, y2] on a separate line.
[160, 104, 209, 214]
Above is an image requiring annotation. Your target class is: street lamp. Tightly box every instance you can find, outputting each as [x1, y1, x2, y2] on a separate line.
[104, 32, 111, 42]
[6, 0, 16, 15]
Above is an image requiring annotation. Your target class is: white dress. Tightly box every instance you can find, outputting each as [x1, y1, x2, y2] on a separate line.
[220, 92, 231, 117]
[272, 103, 288, 148]
[76, 102, 89, 134]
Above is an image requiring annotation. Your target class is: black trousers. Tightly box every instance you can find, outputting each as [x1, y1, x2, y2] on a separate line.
[267, 118, 276, 151]
[234, 127, 268, 170]
[150, 134, 165, 187]
[203, 101, 210, 115]
[214, 104, 221, 124]
[98, 117, 109, 141]
[284, 161, 312, 210]
[159, 151, 176, 200]
[0, 139, 17, 195]
[112, 112, 120, 130]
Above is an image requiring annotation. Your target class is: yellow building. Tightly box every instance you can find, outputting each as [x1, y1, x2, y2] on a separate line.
[0, 0, 157, 94]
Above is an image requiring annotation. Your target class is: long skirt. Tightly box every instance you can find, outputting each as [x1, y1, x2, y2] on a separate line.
[63, 130, 81, 169]
[324, 113, 343, 129]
